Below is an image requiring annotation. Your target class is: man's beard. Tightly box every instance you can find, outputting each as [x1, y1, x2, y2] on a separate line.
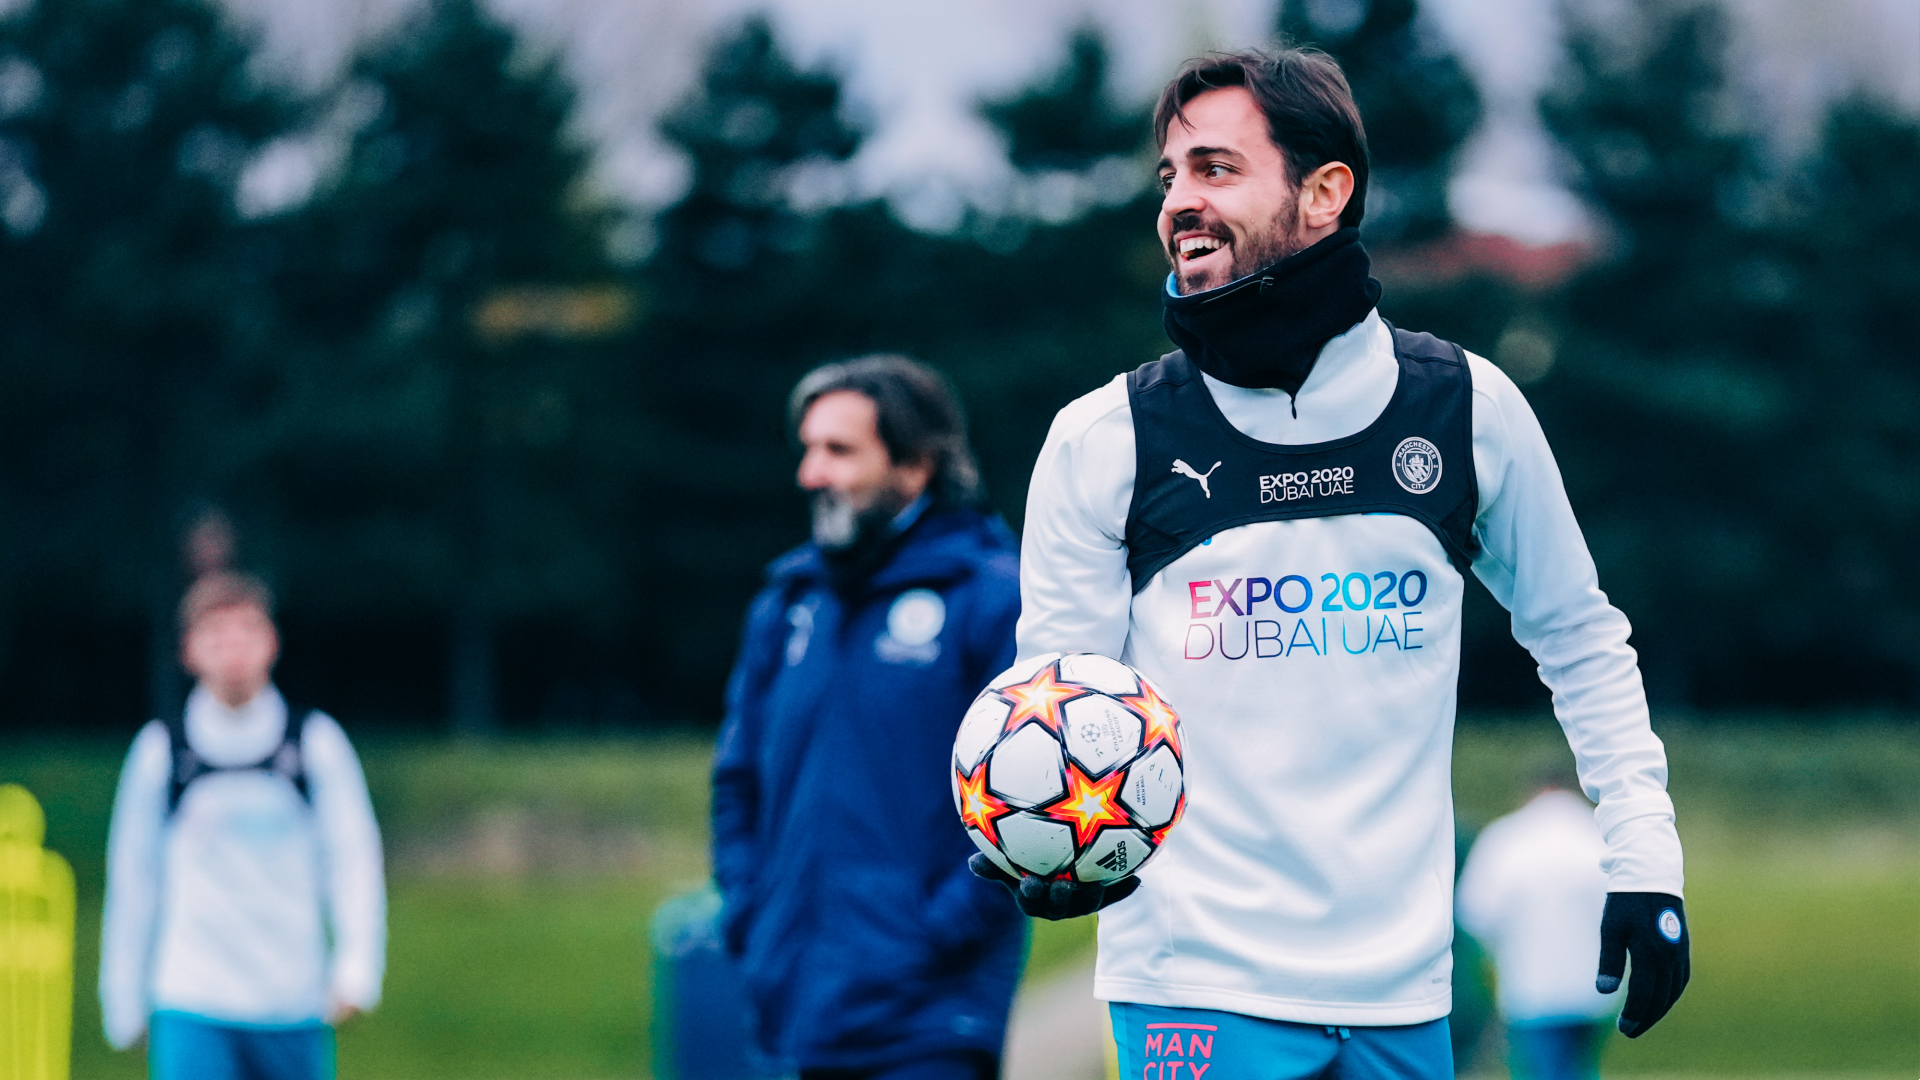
[810, 487, 911, 550]
[809, 490, 861, 550]
[811, 486, 914, 588]
[1170, 196, 1306, 295]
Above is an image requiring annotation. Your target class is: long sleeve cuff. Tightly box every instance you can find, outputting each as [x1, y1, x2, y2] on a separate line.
[101, 996, 149, 1050]
[330, 957, 383, 1012]
[1600, 812, 1685, 896]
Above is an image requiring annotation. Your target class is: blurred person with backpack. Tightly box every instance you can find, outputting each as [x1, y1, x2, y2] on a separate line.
[711, 356, 1025, 1080]
[100, 571, 385, 1080]
[1456, 767, 1619, 1080]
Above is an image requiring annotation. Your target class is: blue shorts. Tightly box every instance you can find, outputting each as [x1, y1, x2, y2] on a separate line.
[149, 1012, 334, 1080]
[1110, 1002, 1452, 1080]
[1505, 1020, 1607, 1080]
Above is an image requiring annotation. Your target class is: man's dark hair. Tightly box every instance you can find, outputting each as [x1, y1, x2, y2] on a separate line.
[789, 355, 985, 509]
[1154, 47, 1370, 230]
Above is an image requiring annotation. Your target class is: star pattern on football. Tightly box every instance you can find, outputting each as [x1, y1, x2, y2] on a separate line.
[954, 759, 1015, 848]
[1150, 792, 1187, 847]
[1041, 759, 1134, 850]
[997, 663, 1085, 736]
[1122, 679, 1182, 755]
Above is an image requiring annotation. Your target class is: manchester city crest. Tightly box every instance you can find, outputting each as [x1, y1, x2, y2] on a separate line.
[875, 588, 945, 664]
[1392, 437, 1442, 494]
[1659, 908, 1683, 942]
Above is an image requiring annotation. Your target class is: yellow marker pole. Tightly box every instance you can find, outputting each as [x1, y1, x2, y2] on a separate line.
[0, 784, 75, 1080]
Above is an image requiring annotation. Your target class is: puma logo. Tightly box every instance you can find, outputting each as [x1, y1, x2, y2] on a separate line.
[1172, 459, 1222, 498]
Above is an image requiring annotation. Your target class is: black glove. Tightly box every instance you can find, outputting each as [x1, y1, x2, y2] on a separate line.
[967, 853, 1141, 920]
[1597, 892, 1690, 1037]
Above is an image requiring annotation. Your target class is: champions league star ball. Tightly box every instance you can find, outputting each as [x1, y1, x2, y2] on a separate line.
[951, 653, 1185, 883]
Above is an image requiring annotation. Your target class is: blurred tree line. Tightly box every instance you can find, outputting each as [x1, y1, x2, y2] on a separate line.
[0, 0, 1913, 733]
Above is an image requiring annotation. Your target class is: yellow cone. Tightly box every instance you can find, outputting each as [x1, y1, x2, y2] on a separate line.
[0, 784, 74, 1080]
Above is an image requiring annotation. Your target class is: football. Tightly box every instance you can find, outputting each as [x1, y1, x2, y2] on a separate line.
[951, 652, 1185, 883]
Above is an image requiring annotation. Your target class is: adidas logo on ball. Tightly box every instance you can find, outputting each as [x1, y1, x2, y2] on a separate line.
[951, 653, 1187, 884]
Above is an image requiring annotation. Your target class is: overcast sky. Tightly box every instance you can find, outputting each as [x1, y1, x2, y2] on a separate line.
[218, 0, 1920, 244]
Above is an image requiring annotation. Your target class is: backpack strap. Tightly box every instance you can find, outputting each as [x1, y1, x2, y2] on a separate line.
[164, 701, 209, 815]
[276, 705, 314, 805]
[164, 699, 316, 814]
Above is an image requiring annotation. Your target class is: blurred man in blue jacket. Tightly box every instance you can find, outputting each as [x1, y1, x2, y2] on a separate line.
[712, 355, 1026, 1080]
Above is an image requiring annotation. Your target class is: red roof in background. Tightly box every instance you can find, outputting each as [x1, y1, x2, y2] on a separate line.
[1373, 230, 1596, 292]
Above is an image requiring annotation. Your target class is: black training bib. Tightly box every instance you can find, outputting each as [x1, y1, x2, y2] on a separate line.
[1124, 325, 1479, 593]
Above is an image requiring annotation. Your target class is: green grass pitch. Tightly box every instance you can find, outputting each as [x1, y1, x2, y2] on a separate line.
[5, 719, 1915, 1078]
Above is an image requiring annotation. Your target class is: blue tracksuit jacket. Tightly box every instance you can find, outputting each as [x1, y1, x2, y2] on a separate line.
[711, 507, 1027, 1071]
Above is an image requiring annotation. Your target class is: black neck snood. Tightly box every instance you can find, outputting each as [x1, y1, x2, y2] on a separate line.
[1162, 226, 1382, 401]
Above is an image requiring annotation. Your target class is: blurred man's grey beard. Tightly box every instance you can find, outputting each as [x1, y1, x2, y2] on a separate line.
[810, 492, 859, 549]
[809, 487, 910, 551]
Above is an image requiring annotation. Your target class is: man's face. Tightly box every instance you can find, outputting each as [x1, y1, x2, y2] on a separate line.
[1157, 87, 1308, 295]
[796, 390, 931, 548]
[181, 602, 279, 709]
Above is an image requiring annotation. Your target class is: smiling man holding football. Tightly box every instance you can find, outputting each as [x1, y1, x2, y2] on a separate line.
[976, 47, 1690, 1078]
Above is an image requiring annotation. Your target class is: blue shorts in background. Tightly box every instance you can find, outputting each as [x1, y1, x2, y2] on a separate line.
[149, 1011, 334, 1080]
[1110, 1002, 1453, 1080]
[1506, 1020, 1608, 1080]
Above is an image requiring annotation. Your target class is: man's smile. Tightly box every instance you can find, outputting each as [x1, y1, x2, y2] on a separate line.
[1177, 234, 1226, 261]
[1171, 227, 1236, 286]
